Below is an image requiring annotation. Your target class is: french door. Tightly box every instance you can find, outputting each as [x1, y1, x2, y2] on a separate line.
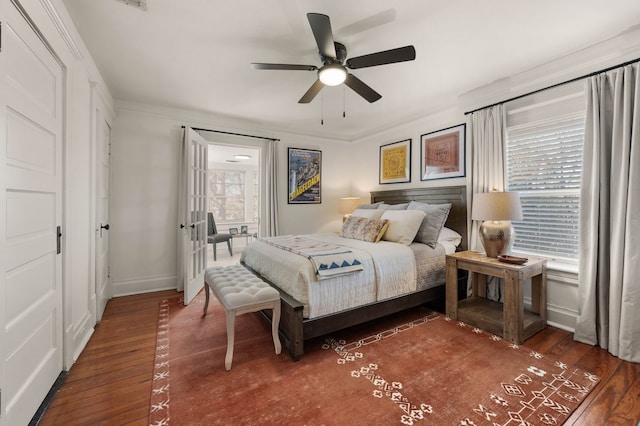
[179, 128, 208, 304]
[0, 1, 64, 424]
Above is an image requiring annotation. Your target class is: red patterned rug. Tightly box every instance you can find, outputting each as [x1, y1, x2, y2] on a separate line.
[148, 292, 599, 425]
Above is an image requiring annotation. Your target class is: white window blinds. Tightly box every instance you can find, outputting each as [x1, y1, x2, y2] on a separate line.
[506, 113, 584, 260]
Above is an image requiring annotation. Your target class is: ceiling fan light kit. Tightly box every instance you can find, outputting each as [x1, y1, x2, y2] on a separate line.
[318, 64, 347, 86]
[251, 13, 416, 105]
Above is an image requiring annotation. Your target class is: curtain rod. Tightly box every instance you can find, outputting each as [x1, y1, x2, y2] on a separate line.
[182, 126, 279, 142]
[464, 56, 640, 115]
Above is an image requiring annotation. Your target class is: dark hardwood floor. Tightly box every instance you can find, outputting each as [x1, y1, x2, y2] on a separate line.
[38, 290, 640, 425]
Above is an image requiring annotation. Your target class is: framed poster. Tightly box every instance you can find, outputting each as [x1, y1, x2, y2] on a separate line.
[420, 124, 465, 181]
[288, 147, 321, 204]
[379, 139, 411, 184]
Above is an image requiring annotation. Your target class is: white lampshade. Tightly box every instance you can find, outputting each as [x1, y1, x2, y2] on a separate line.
[472, 191, 523, 257]
[472, 192, 523, 221]
[339, 197, 361, 215]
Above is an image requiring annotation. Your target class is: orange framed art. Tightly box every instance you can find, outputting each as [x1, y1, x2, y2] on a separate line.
[420, 124, 465, 181]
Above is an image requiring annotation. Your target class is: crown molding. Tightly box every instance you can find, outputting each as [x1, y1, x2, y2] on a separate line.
[39, 0, 83, 60]
[459, 25, 640, 112]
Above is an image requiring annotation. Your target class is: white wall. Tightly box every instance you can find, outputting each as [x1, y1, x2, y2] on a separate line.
[110, 102, 351, 295]
[109, 25, 640, 328]
[15, 0, 638, 384]
[277, 134, 354, 235]
[350, 106, 467, 199]
[349, 26, 640, 333]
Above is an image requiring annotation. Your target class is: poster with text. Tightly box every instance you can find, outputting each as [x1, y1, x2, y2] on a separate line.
[288, 148, 321, 204]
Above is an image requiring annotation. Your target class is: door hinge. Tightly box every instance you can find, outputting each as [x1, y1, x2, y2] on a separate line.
[108, 266, 111, 278]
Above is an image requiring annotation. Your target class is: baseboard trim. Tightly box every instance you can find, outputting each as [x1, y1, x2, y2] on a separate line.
[29, 371, 68, 426]
[112, 274, 177, 297]
[525, 299, 577, 334]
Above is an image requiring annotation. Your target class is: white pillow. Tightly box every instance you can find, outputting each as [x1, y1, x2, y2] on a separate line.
[437, 227, 462, 246]
[380, 210, 426, 245]
[351, 208, 384, 220]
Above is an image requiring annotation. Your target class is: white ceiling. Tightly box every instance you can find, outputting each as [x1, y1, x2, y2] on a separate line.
[208, 144, 259, 168]
[62, 0, 640, 141]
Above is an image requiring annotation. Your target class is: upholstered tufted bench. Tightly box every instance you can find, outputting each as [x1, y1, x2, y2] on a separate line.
[203, 264, 282, 370]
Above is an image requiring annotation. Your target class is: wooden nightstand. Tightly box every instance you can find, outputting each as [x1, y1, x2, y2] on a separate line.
[445, 251, 547, 344]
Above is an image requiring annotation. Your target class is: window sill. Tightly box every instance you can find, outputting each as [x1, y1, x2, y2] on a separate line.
[546, 260, 579, 275]
[512, 252, 579, 274]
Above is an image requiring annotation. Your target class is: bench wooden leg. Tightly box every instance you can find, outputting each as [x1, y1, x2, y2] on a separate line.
[225, 310, 236, 371]
[202, 283, 210, 317]
[272, 302, 282, 355]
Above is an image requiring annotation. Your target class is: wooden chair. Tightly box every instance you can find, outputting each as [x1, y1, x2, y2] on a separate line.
[208, 212, 233, 261]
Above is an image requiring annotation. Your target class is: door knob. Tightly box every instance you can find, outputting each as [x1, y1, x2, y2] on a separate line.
[99, 223, 110, 237]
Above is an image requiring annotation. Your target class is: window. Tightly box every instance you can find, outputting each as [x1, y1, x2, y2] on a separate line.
[208, 170, 245, 222]
[505, 83, 585, 261]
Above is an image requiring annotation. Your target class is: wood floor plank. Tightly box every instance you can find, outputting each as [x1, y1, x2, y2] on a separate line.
[607, 366, 640, 425]
[520, 326, 566, 354]
[570, 360, 637, 425]
[38, 290, 640, 425]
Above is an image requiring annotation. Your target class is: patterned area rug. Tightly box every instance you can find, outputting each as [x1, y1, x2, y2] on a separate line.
[148, 292, 599, 425]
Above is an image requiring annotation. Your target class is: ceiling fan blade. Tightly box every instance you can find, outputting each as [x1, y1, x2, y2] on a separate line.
[251, 63, 317, 71]
[346, 45, 416, 69]
[344, 73, 381, 103]
[298, 79, 325, 103]
[307, 13, 337, 59]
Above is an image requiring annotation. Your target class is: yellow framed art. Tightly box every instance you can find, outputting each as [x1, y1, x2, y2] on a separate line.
[379, 139, 411, 184]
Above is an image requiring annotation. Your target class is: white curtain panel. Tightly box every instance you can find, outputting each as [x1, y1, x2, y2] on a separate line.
[265, 140, 279, 237]
[574, 63, 640, 363]
[467, 104, 507, 301]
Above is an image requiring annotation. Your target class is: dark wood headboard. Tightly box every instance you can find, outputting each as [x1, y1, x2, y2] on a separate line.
[370, 185, 468, 251]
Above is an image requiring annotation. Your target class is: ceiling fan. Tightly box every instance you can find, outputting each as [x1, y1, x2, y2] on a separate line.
[251, 13, 416, 104]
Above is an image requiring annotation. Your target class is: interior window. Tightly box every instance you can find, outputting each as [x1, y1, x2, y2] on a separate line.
[208, 170, 246, 222]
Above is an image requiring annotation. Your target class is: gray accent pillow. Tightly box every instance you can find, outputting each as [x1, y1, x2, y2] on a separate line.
[377, 203, 408, 210]
[407, 201, 452, 248]
[356, 202, 383, 209]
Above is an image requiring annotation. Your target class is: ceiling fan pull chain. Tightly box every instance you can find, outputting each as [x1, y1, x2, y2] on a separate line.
[321, 92, 324, 125]
[343, 86, 346, 118]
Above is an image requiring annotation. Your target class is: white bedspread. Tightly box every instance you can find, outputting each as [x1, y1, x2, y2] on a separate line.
[240, 233, 416, 318]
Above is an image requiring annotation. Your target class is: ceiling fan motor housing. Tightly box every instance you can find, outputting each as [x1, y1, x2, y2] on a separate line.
[324, 42, 347, 64]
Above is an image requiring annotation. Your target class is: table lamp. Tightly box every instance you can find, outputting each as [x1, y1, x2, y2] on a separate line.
[471, 191, 523, 257]
[339, 197, 361, 222]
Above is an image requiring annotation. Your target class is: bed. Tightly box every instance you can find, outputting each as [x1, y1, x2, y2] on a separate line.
[241, 186, 468, 360]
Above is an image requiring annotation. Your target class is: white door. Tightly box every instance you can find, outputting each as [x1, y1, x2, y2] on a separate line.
[180, 128, 208, 304]
[0, 3, 64, 425]
[95, 118, 111, 321]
